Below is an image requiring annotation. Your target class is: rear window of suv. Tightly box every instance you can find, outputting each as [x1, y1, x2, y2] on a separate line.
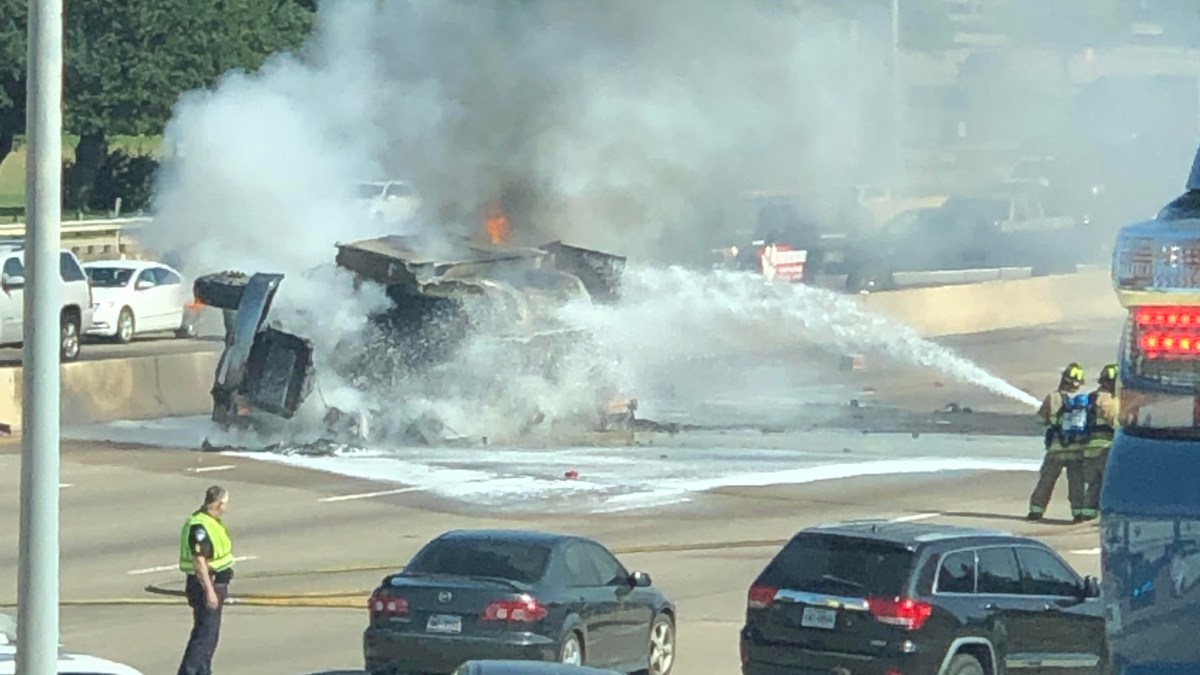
[404, 538, 552, 584]
[758, 534, 914, 596]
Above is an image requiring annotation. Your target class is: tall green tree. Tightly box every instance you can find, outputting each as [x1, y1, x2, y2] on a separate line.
[0, 0, 25, 170]
[63, 0, 315, 209]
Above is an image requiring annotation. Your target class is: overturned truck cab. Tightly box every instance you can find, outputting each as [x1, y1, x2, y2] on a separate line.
[194, 271, 316, 430]
[195, 233, 628, 440]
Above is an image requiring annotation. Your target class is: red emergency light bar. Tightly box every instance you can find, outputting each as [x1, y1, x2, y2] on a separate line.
[1135, 308, 1200, 328]
[1133, 306, 1200, 360]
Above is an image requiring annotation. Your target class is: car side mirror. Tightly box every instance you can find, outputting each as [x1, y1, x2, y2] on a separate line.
[2, 274, 24, 290]
[631, 571, 652, 587]
[135, 278, 154, 291]
[1081, 575, 1101, 599]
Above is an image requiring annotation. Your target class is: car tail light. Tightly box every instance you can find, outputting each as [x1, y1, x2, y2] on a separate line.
[481, 594, 548, 623]
[866, 596, 933, 630]
[369, 590, 408, 617]
[747, 585, 778, 610]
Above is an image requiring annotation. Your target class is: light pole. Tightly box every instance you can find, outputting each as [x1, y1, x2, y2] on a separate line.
[16, 0, 64, 672]
[891, 0, 903, 189]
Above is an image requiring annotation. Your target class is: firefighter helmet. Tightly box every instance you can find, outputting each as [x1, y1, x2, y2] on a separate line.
[1062, 363, 1086, 386]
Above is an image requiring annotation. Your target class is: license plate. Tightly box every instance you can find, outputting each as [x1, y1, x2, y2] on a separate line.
[426, 614, 462, 634]
[801, 606, 837, 630]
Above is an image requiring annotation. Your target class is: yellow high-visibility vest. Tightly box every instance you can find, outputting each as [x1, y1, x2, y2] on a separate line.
[178, 510, 234, 574]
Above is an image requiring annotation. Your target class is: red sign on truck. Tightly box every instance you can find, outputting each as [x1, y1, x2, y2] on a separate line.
[760, 244, 807, 282]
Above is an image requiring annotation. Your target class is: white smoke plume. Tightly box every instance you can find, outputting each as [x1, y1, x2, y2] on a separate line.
[137, 0, 1037, 443]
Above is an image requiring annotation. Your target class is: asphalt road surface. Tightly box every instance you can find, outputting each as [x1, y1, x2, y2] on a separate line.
[0, 307, 225, 366]
[0, 317, 1126, 675]
[0, 440, 1102, 675]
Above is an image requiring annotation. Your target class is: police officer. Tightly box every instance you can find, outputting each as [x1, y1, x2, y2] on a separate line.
[1080, 364, 1119, 521]
[1027, 363, 1088, 523]
[177, 485, 235, 675]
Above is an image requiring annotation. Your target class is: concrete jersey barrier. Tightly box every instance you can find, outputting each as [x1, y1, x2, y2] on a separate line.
[0, 269, 1124, 428]
[0, 350, 220, 430]
[861, 268, 1122, 338]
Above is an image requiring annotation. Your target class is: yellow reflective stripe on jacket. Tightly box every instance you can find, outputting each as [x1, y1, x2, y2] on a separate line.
[178, 511, 234, 574]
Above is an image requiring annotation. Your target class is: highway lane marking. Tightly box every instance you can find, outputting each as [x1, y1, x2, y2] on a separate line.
[59, 483, 71, 488]
[127, 555, 259, 576]
[889, 512, 941, 523]
[318, 487, 425, 503]
[1069, 548, 1101, 555]
[188, 464, 236, 473]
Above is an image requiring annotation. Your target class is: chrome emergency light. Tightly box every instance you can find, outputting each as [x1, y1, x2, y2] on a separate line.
[1114, 143, 1200, 401]
[1113, 143, 1200, 305]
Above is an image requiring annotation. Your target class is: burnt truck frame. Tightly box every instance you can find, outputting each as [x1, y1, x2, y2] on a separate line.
[194, 235, 626, 434]
[196, 271, 315, 429]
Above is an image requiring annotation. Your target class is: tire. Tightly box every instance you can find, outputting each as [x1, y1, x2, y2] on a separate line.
[193, 270, 250, 311]
[175, 317, 198, 339]
[646, 613, 676, 675]
[115, 307, 135, 344]
[946, 653, 985, 675]
[559, 630, 584, 666]
[60, 311, 80, 362]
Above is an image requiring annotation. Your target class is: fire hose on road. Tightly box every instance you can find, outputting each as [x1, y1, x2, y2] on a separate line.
[0, 527, 1086, 610]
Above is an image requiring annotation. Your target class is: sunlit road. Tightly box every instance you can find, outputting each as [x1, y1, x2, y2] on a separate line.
[0, 440, 1103, 675]
[0, 318, 1125, 674]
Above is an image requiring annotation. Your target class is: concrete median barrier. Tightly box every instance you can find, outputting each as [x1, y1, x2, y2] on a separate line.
[0, 350, 220, 430]
[861, 268, 1121, 337]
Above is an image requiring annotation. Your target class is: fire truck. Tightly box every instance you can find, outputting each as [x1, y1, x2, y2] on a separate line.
[1103, 143, 1200, 673]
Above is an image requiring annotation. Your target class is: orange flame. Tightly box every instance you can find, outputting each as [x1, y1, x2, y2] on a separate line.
[484, 201, 511, 245]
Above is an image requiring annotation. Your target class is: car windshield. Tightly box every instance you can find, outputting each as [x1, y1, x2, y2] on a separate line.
[404, 538, 552, 584]
[356, 183, 385, 199]
[758, 534, 913, 596]
[942, 198, 1009, 223]
[85, 267, 134, 288]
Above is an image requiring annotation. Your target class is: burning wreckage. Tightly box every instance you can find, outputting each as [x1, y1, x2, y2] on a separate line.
[194, 233, 639, 448]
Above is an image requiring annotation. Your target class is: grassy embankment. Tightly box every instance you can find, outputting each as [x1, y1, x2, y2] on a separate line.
[0, 135, 162, 223]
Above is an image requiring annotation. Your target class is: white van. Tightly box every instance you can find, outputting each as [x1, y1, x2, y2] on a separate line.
[0, 246, 95, 361]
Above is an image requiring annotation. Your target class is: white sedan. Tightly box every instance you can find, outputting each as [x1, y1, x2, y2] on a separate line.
[83, 260, 197, 343]
[0, 615, 144, 675]
[0, 645, 145, 675]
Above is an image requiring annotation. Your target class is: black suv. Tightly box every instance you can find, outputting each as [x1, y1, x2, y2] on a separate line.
[740, 521, 1107, 674]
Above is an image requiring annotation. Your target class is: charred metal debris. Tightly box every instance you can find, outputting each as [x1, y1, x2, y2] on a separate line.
[193, 235, 632, 444]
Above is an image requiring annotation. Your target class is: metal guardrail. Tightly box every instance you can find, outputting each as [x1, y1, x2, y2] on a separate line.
[0, 217, 151, 261]
[0, 216, 150, 238]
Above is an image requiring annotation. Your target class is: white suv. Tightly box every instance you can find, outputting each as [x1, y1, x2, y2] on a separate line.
[0, 246, 95, 361]
[356, 180, 421, 224]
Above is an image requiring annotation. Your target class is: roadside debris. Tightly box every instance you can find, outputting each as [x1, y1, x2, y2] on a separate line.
[939, 402, 973, 414]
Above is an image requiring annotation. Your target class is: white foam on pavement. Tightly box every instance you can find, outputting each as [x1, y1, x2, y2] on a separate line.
[66, 415, 1042, 512]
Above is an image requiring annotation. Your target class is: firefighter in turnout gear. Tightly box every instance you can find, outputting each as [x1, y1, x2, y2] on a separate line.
[1027, 363, 1089, 523]
[177, 485, 235, 675]
[1080, 364, 1118, 521]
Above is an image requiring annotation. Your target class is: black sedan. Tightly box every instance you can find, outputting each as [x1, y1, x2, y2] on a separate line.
[363, 529, 677, 675]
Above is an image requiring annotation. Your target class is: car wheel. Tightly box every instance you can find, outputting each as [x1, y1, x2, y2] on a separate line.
[946, 653, 985, 675]
[175, 319, 198, 339]
[60, 312, 80, 362]
[647, 613, 676, 675]
[559, 630, 584, 666]
[115, 307, 135, 343]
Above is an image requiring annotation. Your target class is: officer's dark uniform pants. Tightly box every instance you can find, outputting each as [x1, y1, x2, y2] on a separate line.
[177, 575, 228, 675]
[1029, 451, 1084, 517]
[1082, 448, 1109, 517]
